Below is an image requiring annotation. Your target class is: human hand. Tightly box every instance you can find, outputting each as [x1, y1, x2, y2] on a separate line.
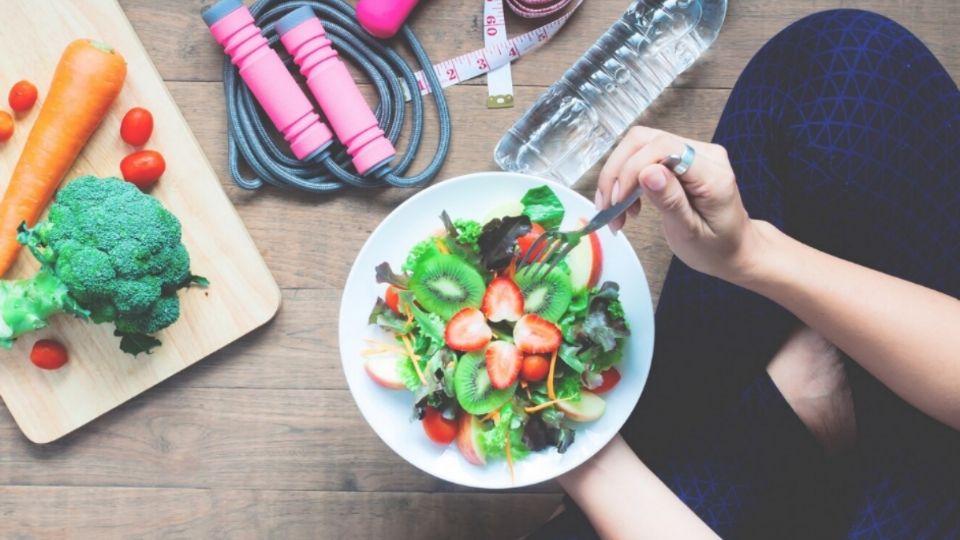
[596, 126, 765, 281]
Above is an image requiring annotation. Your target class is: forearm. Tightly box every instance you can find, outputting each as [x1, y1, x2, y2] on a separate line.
[557, 435, 719, 540]
[735, 221, 960, 429]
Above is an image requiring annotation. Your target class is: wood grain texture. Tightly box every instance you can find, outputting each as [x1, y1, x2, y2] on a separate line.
[0, 486, 562, 539]
[0, 0, 279, 444]
[1, 0, 958, 537]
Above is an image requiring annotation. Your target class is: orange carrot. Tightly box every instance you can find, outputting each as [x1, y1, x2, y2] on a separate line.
[0, 39, 126, 275]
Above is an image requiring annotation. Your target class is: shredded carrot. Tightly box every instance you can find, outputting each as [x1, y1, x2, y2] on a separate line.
[546, 349, 559, 400]
[505, 257, 517, 280]
[402, 300, 414, 325]
[480, 409, 501, 423]
[434, 238, 450, 255]
[400, 335, 426, 385]
[524, 397, 571, 414]
[505, 427, 515, 483]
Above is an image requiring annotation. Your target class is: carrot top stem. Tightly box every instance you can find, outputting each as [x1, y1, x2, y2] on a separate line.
[87, 40, 115, 53]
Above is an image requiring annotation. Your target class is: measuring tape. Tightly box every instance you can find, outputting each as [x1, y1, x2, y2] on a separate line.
[484, 0, 514, 109]
[405, 0, 583, 100]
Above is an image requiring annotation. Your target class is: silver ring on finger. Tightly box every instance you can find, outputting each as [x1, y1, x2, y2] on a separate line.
[662, 143, 696, 176]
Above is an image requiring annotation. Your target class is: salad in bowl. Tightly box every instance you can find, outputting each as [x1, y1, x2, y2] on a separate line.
[363, 185, 631, 473]
[340, 172, 653, 488]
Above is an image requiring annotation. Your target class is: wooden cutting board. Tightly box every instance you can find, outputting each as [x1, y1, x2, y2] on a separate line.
[0, 0, 281, 443]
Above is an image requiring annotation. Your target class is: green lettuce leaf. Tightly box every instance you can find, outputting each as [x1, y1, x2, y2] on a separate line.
[558, 343, 585, 373]
[412, 302, 445, 344]
[453, 219, 483, 251]
[477, 402, 531, 460]
[581, 282, 630, 351]
[553, 373, 582, 401]
[402, 238, 442, 274]
[396, 355, 423, 392]
[591, 345, 624, 373]
[368, 298, 413, 335]
[521, 186, 565, 230]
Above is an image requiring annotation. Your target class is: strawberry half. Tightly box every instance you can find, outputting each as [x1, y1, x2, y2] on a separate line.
[513, 313, 562, 354]
[485, 341, 522, 389]
[444, 308, 492, 352]
[481, 276, 524, 322]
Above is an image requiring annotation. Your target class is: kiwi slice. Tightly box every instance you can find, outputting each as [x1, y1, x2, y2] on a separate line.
[514, 264, 573, 322]
[454, 351, 516, 415]
[409, 254, 486, 319]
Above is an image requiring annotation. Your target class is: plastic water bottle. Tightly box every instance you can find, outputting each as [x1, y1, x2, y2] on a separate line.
[495, 0, 727, 186]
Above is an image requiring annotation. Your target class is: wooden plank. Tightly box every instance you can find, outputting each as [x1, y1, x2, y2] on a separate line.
[0, 386, 561, 493]
[0, 0, 279, 444]
[0, 486, 563, 540]
[119, 0, 960, 88]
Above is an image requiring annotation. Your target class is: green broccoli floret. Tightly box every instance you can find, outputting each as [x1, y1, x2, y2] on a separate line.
[3, 176, 206, 355]
[453, 219, 482, 251]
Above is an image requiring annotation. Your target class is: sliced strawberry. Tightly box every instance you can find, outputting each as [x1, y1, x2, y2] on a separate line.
[481, 276, 524, 322]
[513, 314, 562, 354]
[485, 341, 522, 389]
[516, 223, 546, 261]
[444, 308, 492, 352]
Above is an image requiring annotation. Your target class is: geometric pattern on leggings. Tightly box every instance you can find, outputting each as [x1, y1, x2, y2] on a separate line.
[683, 9, 960, 539]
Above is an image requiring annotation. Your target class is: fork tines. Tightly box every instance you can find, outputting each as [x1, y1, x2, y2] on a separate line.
[517, 233, 577, 282]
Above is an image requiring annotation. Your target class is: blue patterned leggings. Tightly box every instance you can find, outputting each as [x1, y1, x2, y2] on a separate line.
[533, 9, 960, 540]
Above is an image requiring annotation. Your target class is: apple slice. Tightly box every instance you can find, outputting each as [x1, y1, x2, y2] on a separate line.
[364, 354, 406, 389]
[483, 200, 524, 222]
[567, 218, 603, 292]
[456, 413, 487, 465]
[556, 390, 606, 422]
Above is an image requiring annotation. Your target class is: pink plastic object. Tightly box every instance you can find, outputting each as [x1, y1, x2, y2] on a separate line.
[356, 0, 420, 39]
[277, 8, 396, 175]
[203, 0, 333, 160]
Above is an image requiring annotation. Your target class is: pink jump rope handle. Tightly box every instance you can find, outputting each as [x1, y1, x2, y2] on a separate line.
[356, 0, 421, 39]
[277, 7, 396, 176]
[202, 0, 333, 160]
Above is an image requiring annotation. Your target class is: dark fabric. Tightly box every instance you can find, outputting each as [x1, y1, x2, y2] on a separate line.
[533, 9, 960, 540]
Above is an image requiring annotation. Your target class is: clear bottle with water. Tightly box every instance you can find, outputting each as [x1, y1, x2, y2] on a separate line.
[495, 0, 727, 186]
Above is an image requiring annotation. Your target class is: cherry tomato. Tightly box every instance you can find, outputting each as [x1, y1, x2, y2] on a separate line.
[0, 111, 12, 142]
[120, 107, 154, 146]
[385, 286, 401, 313]
[593, 368, 621, 394]
[521, 354, 550, 382]
[422, 407, 458, 445]
[120, 149, 166, 189]
[8, 80, 38, 113]
[30, 339, 68, 370]
[516, 223, 546, 261]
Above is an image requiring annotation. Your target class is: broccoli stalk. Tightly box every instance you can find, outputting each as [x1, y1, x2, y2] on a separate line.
[0, 270, 84, 347]
[1, 176, 206, 355]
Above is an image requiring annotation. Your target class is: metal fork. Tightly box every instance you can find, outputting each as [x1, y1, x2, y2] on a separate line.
[516, 188, 642, 281]
[517, 154, 688, 281]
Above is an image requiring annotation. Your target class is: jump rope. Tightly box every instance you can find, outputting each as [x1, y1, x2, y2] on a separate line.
[204, 0, 575, 193]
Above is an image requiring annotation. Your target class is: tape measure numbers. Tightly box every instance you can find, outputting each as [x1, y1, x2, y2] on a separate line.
[484, 0, 514, 109]
[405, 0, 583, 100]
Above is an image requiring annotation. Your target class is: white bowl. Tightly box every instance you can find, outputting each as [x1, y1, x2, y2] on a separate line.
[338, 172, 654, 489]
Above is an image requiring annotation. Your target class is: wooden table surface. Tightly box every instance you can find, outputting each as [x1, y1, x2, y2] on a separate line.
[0, 1, 956, 538]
